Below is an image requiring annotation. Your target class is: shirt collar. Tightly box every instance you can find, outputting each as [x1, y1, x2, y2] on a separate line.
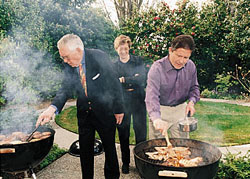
[165, 56, 175, 72]
[165, 55, 187, 72]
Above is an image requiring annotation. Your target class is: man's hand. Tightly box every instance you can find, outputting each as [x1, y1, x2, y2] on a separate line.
[186, 101, 195, 116]
[36, 106, 56, 127]
[114, 113, 124, 124]
[153, 118, 169, 135]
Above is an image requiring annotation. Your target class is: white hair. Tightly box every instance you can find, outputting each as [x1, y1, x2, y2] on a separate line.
[57, 34, 84, 51]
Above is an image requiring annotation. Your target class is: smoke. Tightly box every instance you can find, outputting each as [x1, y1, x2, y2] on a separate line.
[192, 118, 225, 146]
[0, 39, 63, 130]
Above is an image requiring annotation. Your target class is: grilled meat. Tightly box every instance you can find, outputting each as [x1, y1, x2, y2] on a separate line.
[0, 131, 51, 145]
[145, 146, 203, 167]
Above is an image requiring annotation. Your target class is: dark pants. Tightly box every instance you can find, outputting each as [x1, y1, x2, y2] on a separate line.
[78, 110, 120, 179]
[117, 90, 147, 165]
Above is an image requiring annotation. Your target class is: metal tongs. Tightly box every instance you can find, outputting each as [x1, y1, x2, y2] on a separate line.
[26, 120, 43, 142]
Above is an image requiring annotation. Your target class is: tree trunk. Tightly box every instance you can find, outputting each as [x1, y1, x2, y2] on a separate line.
[113, 0, 143, 26]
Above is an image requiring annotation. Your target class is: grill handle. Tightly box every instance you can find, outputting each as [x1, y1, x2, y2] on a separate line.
[0, 148, 15, 154]
[158, 170, 187, 178]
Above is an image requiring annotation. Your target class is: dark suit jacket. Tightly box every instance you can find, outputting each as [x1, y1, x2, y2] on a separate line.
[113, 55, 146, 101]
[51, 48, 124, 122]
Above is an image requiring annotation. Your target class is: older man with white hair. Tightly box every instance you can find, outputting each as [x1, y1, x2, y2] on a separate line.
[36, 34, 124, 179]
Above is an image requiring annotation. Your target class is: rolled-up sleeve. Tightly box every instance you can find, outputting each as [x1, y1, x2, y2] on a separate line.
[145, 63, 161, 121]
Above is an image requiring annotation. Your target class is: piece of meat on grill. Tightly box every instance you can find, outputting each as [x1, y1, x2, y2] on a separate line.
[42, 131, 51, 136]
[155, 146, 172, 154]
[179, 157, 203, 167]
[145, 152, 160, 160]
[162, 158, 180, 167]
[33, 132, 42, 139]
[30, 138, 40, 142]
[40, 135, 50, 140]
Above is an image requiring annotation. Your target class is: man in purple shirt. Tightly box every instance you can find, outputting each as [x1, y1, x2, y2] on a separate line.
[145, 35, 200, 139]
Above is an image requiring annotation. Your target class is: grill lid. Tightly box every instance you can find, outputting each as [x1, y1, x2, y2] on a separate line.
[69, 139, 103, 157]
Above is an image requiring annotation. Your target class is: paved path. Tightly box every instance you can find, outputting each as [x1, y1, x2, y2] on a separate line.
[36, 98, 250, 178]
[37, 100, 140, 178]
[200, 98, 250, 107]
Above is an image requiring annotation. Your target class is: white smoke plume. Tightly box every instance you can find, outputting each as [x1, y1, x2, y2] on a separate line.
[0, 39, 63, 130]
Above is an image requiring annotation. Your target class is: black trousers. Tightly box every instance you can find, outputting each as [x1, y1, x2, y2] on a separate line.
[117, 90, 147, 165]
[78, 110, 120, 179]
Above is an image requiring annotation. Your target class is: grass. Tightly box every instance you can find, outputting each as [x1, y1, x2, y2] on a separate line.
[55, 101, 250, 147]
[190, 101, 250, 146]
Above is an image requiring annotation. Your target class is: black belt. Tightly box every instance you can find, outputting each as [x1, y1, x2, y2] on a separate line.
[162, 102, 184, 107]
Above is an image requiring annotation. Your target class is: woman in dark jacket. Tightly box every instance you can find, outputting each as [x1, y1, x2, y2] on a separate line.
[113, 35, 147, 174]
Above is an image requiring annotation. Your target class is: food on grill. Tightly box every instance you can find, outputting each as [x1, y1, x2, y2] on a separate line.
[0, 131, 52, 145]
[30, 138, 40, 142]
[179, 157, 203, 167]
[33, 131, 43, 139]
[42, 131, 51, 136]
[145, 146, 203, 167]
[10, 140, 25, 145]
[39, 135, 50, 140]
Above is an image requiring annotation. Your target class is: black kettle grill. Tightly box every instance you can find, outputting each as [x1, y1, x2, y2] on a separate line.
[69, 139, 103, 157]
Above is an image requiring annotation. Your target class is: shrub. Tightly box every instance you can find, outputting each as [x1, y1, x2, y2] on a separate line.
[215, 151, 250, 179]
[38, 144, 67, 169]
[201, 88, 217, 99]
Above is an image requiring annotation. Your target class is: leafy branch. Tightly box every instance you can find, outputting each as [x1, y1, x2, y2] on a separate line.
[230, 65, 250, 93]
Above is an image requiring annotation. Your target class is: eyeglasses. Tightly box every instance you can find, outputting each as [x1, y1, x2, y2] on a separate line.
[60, 55, 70, 60]
[60, 51, 73, 61]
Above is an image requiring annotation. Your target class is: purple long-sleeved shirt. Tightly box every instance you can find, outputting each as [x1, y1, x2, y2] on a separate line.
[145, 56, 200, 121]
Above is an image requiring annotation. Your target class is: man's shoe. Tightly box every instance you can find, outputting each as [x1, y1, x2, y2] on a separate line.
[122, 164, 129, 174]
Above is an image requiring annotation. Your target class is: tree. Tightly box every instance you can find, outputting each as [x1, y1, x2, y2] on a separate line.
[113, 0, 143, 26]
[55, 0, 96, 8]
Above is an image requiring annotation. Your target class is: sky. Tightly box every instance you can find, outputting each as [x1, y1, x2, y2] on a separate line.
[94, 0, 208, 25]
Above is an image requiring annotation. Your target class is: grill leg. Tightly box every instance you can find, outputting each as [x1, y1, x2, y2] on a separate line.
[24, 171, 29, 178]
[29, 168, 37, 179]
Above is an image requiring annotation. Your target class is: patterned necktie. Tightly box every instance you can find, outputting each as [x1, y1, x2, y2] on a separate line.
[79, 64, 87, 96]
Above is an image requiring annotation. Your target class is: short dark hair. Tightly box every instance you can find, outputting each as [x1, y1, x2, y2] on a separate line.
[171, 35, 195, 51]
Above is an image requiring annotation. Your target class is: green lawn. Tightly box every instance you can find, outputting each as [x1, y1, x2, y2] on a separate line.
[55, 101, 250, 147]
